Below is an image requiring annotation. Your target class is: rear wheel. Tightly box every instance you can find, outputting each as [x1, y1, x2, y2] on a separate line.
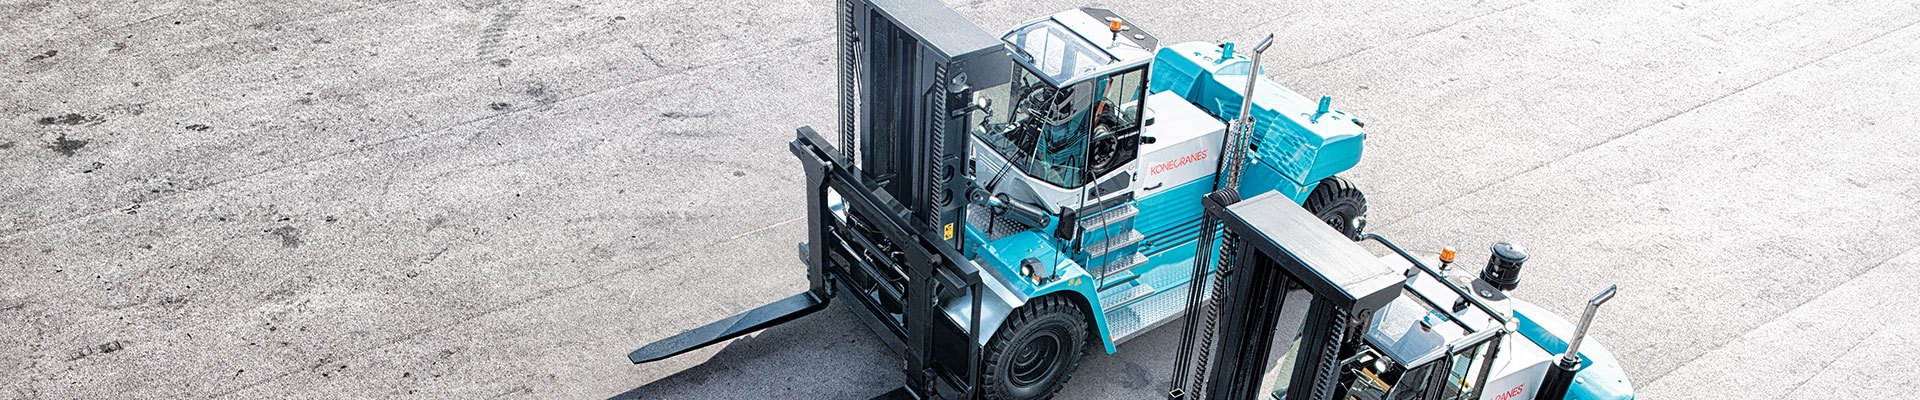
[981, 296, 1088, 400]
[1304, 176, 1368, 240]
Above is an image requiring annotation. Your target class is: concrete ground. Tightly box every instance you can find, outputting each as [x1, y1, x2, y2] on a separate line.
[3, 0, 1917, 398]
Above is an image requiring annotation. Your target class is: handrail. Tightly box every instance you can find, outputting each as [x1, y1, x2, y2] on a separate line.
[1360, 233, 1511, 325]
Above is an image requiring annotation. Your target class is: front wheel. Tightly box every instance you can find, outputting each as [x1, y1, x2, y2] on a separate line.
[1304, 176, 1368, 240]
[981, 296, 1088, 400]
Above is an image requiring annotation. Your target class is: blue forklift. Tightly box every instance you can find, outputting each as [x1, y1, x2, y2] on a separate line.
[629, 0, 1633, 399]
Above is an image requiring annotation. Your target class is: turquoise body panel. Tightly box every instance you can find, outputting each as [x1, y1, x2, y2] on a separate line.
[1149, 41, 1367, 188]
[1512, 301, 1636, 400]
[1135, 176, 1218, 257]
[964, 218, 1112, 351]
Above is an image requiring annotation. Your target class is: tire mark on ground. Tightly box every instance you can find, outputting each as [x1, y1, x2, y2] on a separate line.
[475, 0, 526, 62]
[23, 0, 410, 53]
[0, 31, 820, 245]
[1778, 323, 1884, 398]
[168, 37, 825, 395]
[208, 204, 807, 397]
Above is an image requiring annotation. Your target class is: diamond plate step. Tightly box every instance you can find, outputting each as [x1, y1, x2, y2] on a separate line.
[1098, 270, 1139, 291]
[1078, 203, 1139, 231]
[1084, 229, 1144, 258]
[1098, 281, 1157, 313]
[1105, 282, 1197, 343]
[1096, 251, 1149, 281]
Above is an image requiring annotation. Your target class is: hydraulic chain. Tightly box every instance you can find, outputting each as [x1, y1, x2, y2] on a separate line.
[836, 0, 858, 162]
[1187, 229, 1240, 398]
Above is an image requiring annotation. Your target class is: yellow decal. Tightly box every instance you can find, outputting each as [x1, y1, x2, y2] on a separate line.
[943, 223, 954, 240]
[1070, 278, 1082, 286]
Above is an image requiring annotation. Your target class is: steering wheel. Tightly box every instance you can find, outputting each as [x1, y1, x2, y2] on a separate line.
[1087, 123, 1119, 172]
[1020, 85, 1077, 126]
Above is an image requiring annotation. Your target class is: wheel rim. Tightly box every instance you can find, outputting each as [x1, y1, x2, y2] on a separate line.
[1009, 331, 1063, 386]
[1322, 211, 1352, 234]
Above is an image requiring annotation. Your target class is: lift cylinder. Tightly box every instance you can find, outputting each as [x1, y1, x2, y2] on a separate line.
[1536, 358, 1580, 400]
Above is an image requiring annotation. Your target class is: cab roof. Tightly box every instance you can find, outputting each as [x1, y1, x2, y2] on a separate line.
[1364, 257, 1509, 367]
[1002, 8, 1158, 86]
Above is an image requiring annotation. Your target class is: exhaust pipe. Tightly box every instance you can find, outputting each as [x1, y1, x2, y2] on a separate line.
[1536, 284, 1618, 400]
[1216, 33, 1276, 191]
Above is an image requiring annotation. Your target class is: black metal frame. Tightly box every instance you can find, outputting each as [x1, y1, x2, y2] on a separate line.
[1193, 191, 1394, 400]
[1174, 190, 1509, 400]
[793, 127, 990, 398]
[1165, 188, 1521, 400]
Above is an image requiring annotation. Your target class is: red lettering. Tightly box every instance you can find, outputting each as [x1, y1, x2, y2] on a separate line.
[1493, 384, 1525, 400]
[1150, 150, 1208, 175]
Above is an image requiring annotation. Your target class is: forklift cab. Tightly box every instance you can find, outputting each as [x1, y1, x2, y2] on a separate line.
[971, 8, 1157, 189]
[1331, 269, 1509, 400]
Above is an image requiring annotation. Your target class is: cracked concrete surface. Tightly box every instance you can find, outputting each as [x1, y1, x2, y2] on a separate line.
[3, 0, 1918, 398]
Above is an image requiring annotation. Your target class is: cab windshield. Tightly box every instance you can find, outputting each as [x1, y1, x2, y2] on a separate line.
[972, 64, 1145, 189]
[974, 66, 1092, 188]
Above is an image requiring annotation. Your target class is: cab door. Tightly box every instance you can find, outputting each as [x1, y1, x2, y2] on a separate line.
[1082, 66, 1149, 197]
[1075, 67, 1151, 285]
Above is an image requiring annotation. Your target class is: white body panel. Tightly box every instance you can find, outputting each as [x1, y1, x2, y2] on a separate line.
[1133, 91, 1226, 194]
[1479, 333, 1555, 400]
[968, 136, 1086, 210]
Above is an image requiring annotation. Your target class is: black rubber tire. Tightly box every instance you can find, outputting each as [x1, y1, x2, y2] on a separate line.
[981, 296, 1089, 400]
[1303, 176, 1368, 240]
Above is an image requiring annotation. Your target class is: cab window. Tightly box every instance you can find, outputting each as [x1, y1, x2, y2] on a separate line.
[1086, 67, 1145, 178]
[972, 64, 1096, 188]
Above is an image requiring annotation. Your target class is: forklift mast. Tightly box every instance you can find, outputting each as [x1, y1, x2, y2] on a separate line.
[816, 0, 1011, 396]
[842, 0, 1009, 245]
